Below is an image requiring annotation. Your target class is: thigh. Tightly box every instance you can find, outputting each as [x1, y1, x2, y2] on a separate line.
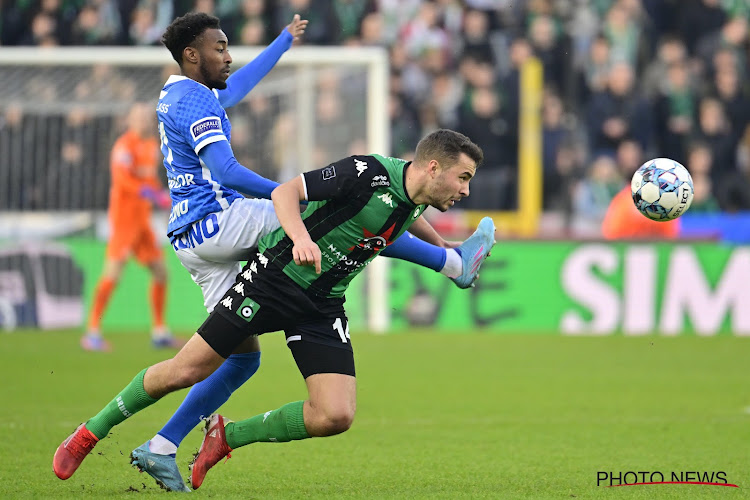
[192, 199, 280, 263]
[175, 248, 241, 312]
[106, 223, 138, 261]
[196, 255, 291, 358]
[133, 225, 163, 265]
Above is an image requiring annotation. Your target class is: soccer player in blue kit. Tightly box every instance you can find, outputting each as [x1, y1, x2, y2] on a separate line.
[53, 12, 495, 491]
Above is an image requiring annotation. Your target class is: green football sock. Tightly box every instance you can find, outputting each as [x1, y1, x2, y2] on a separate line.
[85, 368, 159, 439]
[225, 400, 310, 449]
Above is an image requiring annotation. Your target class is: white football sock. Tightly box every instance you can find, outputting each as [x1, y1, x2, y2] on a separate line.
[148, 434, 178, 455]
[439, 248, 462, 278]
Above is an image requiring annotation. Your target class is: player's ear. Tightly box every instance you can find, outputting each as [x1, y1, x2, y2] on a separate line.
[183, 46, 199, 65]
[428, 159, 440, 178]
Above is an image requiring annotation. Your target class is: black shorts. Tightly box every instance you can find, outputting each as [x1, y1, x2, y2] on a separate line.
[197, 249, 355, 378]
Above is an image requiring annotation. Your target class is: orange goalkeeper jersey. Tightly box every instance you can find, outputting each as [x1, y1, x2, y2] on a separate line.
[109, 130, 161, 226]
[601, 187, 680, 240]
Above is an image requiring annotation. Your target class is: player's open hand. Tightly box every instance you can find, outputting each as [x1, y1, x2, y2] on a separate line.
[285, 14, 308, 41]
[292, 237, 321, 274]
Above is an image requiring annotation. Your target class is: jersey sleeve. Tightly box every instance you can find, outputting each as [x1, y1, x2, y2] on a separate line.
[175, 88, 228, 154]
[302, 155, 386, 201]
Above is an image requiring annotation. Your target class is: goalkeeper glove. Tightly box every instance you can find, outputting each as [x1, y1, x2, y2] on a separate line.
[140, 186, 171, 209]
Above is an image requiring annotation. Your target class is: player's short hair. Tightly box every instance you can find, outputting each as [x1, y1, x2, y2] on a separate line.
[414, 129, 484, 168]
[162, 12, 221, 65]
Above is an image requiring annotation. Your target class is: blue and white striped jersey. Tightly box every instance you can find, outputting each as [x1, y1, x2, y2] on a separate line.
[157, 75, 243, 237]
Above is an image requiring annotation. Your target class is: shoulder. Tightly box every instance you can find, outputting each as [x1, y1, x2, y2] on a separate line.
[329, 155, 390, 182]
[370, 154, 407, 180]
[164, 79, 221, 111]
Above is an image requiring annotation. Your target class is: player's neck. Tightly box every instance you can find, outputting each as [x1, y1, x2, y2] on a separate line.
[404, 163, 428, 205]
[182, 68, 210, 89]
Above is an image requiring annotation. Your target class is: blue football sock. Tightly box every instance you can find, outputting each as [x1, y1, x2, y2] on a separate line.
[381, 232, 446, 271]
[157, 351, 261, 447]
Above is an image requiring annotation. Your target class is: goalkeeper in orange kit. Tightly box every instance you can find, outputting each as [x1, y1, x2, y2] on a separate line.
[82, 102, 183, 351]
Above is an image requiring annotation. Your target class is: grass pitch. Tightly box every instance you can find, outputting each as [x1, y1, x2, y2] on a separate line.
[1, 330, 748, 499]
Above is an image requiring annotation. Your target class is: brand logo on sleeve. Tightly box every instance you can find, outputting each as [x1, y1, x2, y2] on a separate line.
[355, 159, 368, 177]
[190, 117, 222, 141]
[371, 175, 390, 188]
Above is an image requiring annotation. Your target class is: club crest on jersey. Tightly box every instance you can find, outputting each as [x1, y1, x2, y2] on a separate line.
[236, 297, 260, 322]
[322, 165, 336, 180]
[190, 117, 222, 141]
[350, 223, 397, 251]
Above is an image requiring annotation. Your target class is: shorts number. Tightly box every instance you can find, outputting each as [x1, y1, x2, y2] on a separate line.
[332, 317, 350, 344]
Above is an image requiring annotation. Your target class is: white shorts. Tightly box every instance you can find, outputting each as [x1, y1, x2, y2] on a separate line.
[171, 198, 280, 312]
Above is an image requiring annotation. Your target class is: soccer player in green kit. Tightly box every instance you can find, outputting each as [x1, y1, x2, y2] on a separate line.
[53, 129, 494, 490]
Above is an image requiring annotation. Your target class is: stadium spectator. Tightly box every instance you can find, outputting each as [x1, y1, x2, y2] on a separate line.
[694, 96, 736, 203]
[586, 62, 652, 156]
[81, 102, 179, 352]
[676, 0, 727, 55]
[458, 8, 495, 65]
[457, 85, 516, 209]
[527, 13, 570, 98]
[712, 66, 750, 151]
[641, 35, 688, 99]
[602, 1, 642, 67]
[578, 34, 612, 106]
[542, 90, 574, 209]
[695, 16, 748, 78]
[654, 60, 696, 163]
[573, 154, 622, 223]
[272, 0, 335, 45]
[684, 142, 720, 213]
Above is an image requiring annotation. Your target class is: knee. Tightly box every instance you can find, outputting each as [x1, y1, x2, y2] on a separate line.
[319, 407, 356, 436]
[152, 266, 168, 283]
[169, 364, 212, 390]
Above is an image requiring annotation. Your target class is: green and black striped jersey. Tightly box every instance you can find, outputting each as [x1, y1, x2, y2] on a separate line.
[259, 154, 427, 298]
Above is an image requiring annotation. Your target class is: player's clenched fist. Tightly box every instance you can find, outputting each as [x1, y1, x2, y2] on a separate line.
[286, 14, 308, 41]
[293, 238, 321, 274]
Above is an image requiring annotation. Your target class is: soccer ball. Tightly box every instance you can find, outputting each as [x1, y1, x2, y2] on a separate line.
[630, 158, 694, 221]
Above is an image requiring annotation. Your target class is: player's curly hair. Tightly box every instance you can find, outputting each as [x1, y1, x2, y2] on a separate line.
[162, 12, 221, 65]
[415, 129, 484, 168]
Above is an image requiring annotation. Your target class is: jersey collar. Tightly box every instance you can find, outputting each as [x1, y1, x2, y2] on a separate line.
[164, 75, 220, 98]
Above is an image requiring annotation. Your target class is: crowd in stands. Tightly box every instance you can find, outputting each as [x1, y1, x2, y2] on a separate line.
[1, 0, 750, 226]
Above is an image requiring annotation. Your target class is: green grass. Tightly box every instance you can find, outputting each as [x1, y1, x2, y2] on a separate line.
[1, 330, 749, 499]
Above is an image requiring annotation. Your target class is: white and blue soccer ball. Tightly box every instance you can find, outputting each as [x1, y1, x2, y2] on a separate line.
[630, 158, 694, 221]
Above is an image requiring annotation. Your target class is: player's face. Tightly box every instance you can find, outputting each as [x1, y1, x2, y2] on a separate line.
[198, 29, 232, 90]
[429, 153, 476, 212]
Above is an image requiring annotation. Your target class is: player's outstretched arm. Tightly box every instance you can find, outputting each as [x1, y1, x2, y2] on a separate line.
[271, 176, 321, 274]
[217, 14, 308, 109]
[199, 140, 279, 198]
